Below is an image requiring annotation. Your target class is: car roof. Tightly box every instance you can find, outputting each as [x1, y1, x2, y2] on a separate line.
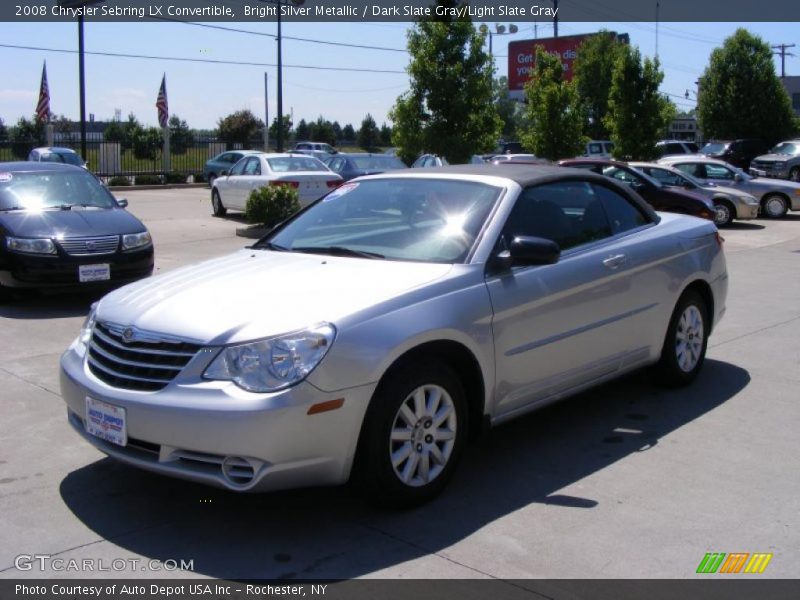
[560, 158, 629, 168]
[659, 156, 730, 166]
[33, 146, 78, 154]
[0, 161, 85, 173]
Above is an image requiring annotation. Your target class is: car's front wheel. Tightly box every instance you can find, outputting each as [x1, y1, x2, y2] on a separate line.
[653, 290, 708, 387]
[712, 199, 734, 227]
[355, 360, 467, 507]
[211, 189, 227, 217]
[761, 194, 788, 218]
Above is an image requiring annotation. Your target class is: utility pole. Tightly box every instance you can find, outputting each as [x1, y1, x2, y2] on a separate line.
[772, 43, 796, 78]
[553, 0, 558, 38]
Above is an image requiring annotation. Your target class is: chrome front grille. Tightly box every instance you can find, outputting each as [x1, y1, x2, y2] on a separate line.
[87, 322, 202, 391]
[59, 235, 119, 256]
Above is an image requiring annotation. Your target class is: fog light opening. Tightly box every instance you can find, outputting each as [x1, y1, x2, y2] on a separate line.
[221, 456, 256, 486]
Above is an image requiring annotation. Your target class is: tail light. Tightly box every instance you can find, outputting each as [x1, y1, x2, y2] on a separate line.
[270, 181, 299, 189]
[326, 180, 342, 188]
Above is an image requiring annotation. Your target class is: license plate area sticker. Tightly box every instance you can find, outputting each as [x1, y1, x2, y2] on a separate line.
[79, 263, 111, 282]
[85, 396, 127, 446]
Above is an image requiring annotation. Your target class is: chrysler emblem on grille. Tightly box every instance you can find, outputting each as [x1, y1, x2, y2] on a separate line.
[122, 328, 136, 343]
[85, 240, 97, 251]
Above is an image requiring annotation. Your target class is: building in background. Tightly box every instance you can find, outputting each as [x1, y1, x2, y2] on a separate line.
[781, 76, 800, 116]
[668, 116, 701, 143]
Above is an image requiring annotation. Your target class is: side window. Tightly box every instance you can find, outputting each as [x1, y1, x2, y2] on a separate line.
[243, 157, 261, 175]
[331, 158, 344, 172]
[667, 143, 684, 154]
[674, 163, 704, 178]
[704, 164, 734, 180]
[646, 168, 682, 186]
[229, 157, 247, 176]
[502, 181, 613, 251]
[592, 184, 649, 235]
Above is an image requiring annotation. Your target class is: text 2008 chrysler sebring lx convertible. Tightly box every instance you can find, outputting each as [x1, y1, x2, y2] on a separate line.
[60, 164, 727, 506]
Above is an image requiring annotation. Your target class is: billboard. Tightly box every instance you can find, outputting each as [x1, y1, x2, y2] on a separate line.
[508, 33, 629, 101]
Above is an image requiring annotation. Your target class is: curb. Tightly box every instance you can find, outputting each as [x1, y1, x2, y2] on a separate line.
[108, 183, 210, 192]
[235, 225, 270, 239]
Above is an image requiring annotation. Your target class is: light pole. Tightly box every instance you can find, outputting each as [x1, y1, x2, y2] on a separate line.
[257, 0, 305, 152]
[58, 1, 101, 160]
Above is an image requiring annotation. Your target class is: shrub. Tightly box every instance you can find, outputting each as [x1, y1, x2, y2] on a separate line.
[108, 176, 130, 186]
[134, 174, 161, 186]
[164, 172, 187, 184]
[245, 184, 301, 226]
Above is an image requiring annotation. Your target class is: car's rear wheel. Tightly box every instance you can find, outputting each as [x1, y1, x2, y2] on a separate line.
[789, 167, 800, 182]
[653, 290, 708, 387]
[712, 199, 734, 227]
[761, 194, 788, 219]
[211, 189, 227, 217]
[355, 360, 467, 507]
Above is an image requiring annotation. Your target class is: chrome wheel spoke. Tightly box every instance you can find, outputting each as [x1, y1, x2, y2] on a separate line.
[391, 428, 412, 442]
[434, 428, 456, 442]
[429, 443, 445, 465]
[398, 403, 417, 428]
[413, 388, 426, 419]
[392, 443, 413, 468]
[675, 305, 704, 372]
[432, 403, 453, 428]
[402, 451, 420, 483]
[418, 451, 430, 483]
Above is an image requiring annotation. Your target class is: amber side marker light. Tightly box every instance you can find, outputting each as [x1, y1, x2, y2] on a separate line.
[307, 398, 345, 415]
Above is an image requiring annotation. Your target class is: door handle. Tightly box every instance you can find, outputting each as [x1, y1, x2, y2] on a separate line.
[603, 254, 627, 269]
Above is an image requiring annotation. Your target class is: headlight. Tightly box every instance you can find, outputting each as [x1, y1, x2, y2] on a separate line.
[204, 323, 336, 392]
[6, 236, 56, 255]
[77, 303, 98, 350]
[122, 231, 152, 251]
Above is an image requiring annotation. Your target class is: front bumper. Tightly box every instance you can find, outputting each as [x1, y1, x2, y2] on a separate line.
[60, 342, 376, 492]
[735, 203, 760, 220]
[750, 166, 789, 179]
[0, 246, 153, 289]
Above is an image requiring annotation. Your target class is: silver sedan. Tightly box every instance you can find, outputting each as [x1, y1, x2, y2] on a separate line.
[659, 156, 800, 218]
[60, 165, 727, 507]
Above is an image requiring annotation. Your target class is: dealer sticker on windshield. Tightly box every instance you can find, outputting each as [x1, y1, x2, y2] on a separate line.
[0, 172, 12, 183]
[323, 182, 358, 201]
[85, 396, 127, 447]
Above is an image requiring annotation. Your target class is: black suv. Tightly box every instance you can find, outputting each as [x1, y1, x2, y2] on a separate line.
[699, 139, 768, 170]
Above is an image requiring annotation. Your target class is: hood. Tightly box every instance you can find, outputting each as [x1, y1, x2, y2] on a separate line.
[96, 249, 454, 344]
[662, 186, 715, 208]
[752, 153, 798, 163]
[0, 208, 146, 238]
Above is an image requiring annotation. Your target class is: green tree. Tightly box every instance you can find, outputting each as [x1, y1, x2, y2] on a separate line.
[331, 121, 342, 141]
[520, 47, 585, 161]
[103, 119, 125, 144]
[379, 123, 393, 146]
[50, 114, 73, 138]
[697, 28, 797, 144]
[168, 114, 192, 155]
[309, 116, 337, 146]
[10, 116, 45, 158]
[605, 46, 674, 160]
[358, 114, 381, 151]
[269, 115, 292, 146]
[294, 118, 310, 141]
[217, 109, 264, 148]
[0, 117, 7, 141]
[494, 76, 523, 141]
[342, 123, 356, 142]
[122, 113, 142, 151]
[573, 31, 625, 140]
[390, 1, 501, 164]
[131, 127, 162, 160]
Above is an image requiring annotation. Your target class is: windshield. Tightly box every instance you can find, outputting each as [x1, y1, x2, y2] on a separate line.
[769, 142, 799, 156]
[701, 142, 728, 155]
[268, 157, 327, 172]
[0, 170, 117, 211]
[261, 178, 503, 263]
[351, 156, 406, 170]
[602, 165, 661, 188]
[41, 151, 84, 166]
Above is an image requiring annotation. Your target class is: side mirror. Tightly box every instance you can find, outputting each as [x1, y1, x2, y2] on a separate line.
[734, 173, 743, 182]
[508, 236, 560, 266]
[116, 198, 128, 208]
[220, 169, 229, 176]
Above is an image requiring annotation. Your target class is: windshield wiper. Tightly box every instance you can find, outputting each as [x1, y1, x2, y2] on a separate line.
[293, 246, 385, 259]
[251, 241, 289, 252]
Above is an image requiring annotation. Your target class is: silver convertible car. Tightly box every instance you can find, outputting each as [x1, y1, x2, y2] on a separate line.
[60, 165, 727, 506]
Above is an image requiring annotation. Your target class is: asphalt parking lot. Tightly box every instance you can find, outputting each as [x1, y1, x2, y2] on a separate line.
[1, 187, 798, 580]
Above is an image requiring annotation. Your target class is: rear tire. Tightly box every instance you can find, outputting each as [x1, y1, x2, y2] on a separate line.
[653, 290, 708, 387]
[211, 189, 227, 217]
[354, 360, 467, 508]
[761, 194, 788, 219]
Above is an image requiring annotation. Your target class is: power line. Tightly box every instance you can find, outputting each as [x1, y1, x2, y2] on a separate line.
[0, 42, 406, 74]
[772, 43, 796, 78]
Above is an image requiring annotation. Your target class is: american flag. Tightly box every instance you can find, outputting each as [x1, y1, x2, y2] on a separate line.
[36, 61, 50, 123]
[156, 74, 169, 128]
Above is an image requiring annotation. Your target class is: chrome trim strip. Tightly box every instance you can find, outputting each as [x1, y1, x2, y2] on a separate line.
[92, 328, 197, 357]
[88, 342, 183, 371]
[87, 356, 173, 384]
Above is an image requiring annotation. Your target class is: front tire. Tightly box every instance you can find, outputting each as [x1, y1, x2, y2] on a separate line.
[712, 199, 734, 227]
[653, 290, 709, 387]
[761, 194, 788, 219]
[354, 360, 467, 507]
[211, 189, 227, 217]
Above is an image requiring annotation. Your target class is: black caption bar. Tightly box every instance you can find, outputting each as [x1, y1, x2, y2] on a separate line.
[3, 0, 800, 22]
[4, 580, 800, 600]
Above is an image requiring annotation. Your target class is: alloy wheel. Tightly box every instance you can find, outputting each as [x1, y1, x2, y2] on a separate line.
[675, 305, 704, 373]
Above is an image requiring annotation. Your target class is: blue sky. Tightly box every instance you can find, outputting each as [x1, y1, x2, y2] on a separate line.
[0, 20, 797, 130]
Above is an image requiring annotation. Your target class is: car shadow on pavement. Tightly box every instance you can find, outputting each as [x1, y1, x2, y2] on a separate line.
[0, 290, 99, 320]
[723, 221, 765, 230]
[59, 359, 749, 580]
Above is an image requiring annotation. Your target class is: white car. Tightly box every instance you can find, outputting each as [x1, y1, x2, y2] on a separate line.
[28, 146, 87, 169]
[211, 153, 342, 215]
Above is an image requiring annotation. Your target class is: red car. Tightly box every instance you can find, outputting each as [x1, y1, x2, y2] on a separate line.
[558, 159, 716, 221]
